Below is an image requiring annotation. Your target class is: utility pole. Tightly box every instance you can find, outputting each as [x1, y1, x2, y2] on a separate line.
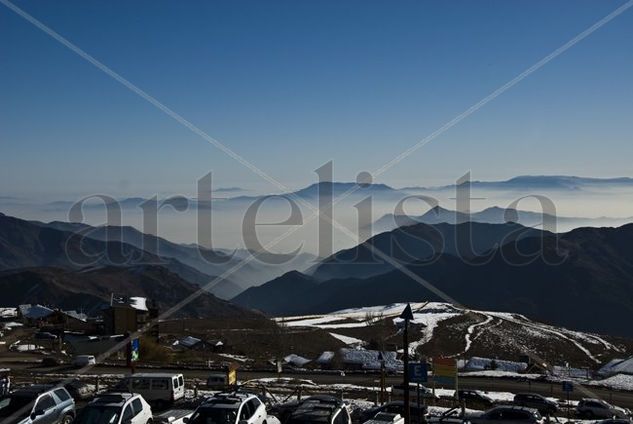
[400, 303, 414, 424]
[378, 351, 386, 404]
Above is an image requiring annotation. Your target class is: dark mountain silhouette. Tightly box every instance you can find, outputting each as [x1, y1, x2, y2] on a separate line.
[0, 266, 260, 319]
[310, 220, 545, 281]
[233, 223, 633, 337]
[0, 213, 243, 299]
[371, 206, 633, 235]
[231, 271, 319, 316]
[27, 218, 316, 293]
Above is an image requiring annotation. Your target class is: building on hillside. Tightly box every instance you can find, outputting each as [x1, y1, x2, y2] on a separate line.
[172, 336, 225, 352]
[42, 310, 93, 332]
[316, 351, 335, 369]
[0, 308, 17, 320]
[102, 296, 158, 335]
[339, 348, 403, 371]
[462, 356, 528, 373]
[598, 357, 633, 377]
[18, 304, 55, 324]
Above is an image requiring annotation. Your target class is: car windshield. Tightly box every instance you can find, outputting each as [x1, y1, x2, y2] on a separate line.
[190, 407, 238, 424]
[76, 405, 122, 424]
[0, 395, 35, 418]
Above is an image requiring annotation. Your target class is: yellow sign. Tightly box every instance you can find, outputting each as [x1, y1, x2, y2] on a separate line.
[433, 357, 457, 386]
[227, 368, 237, 386]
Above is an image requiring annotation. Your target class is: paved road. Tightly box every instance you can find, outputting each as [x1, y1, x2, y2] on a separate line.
[7, 362, 633, 409]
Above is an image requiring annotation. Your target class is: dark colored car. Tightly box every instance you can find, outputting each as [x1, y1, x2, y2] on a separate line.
[41, 358, 62, 367]
[456, 390, 494, 408]
[513, 394, 557, 415]
[286, 396, 351, 424]
[359, 401, 428, 424]
[34, 332, 58, 340]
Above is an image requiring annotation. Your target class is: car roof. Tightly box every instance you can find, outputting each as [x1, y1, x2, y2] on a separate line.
[128, 373, 182, 378]
[493, 406, 539, 412]
[12, 385, 57, 397]
[90, 393, 136, 407]
[201, 392, 255, 408]
[290, 396, 345, 422]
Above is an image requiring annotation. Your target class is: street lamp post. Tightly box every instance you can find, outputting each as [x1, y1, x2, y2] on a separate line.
[400, 303, 414, 424]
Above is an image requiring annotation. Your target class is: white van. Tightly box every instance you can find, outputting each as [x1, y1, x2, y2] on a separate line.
[72, 355, 96, 367]
[116, 373, 185, 406]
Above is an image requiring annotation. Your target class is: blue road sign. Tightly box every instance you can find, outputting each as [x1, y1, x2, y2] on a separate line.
[409, 362, 428, 383]
[562, 381, 574, 392]
[131, 338, 140, 362]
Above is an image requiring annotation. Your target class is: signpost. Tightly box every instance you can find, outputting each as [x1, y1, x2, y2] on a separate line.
[378, 351, 386, 404]
[409, 362, 428, 424]
[562, 381, 573, 419]
[227, 363, 239, 389]
[126, 335, 140, 373]
[130, 338, 140, 362]
[408, 362, 428, 384]
[400, 304, 414, 424]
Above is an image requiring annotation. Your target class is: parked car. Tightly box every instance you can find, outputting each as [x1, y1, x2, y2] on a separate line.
[456, 390, 494, 409]
[75, 392, 152, 424]
[34, 332, 58, 340]
[469, 406, 543, 424]
[426, 407, 465, 424]
[206, 373, 228, 390]
[0, 368, 10, 396]
[154, 408, 194, 424]
[576, 399, 631, 419]
[115, 373, 185, 408]
[268, 400, 300, 424]
[359, 401, 427, 424]
[41, 357, 62, 367]
[72, 355, 96, 368]
[0, 384, 75, 424]
[285, 396, 350, 424]
[364, 412, 404, 424]
[512, 394, 557, 415]
[391, 384, 437, 399]
[186, 392, 267, 424]
[51, 379, 95, 401]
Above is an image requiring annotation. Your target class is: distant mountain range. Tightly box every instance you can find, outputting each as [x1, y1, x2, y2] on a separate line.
[403, 175, 633, 192]
[31, 176, 633, 213]
[370, 206, 633, 235]
[9, 214, 316, 298]
[0, 212, 268, 319]
[0, 214, 244, 298]
[233, 221, 633, 337]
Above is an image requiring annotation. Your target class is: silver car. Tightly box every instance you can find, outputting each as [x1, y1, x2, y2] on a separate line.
[576, 399, 631, 419]
[0, 385, 75, 424]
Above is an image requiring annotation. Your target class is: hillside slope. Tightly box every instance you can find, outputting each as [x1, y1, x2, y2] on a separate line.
[0, 266, 261, 319]
[0, 213, 244, 299]
[234, 223, 633, 337]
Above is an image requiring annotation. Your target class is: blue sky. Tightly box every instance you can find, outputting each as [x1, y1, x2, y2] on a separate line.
[1, 0, 632, 199]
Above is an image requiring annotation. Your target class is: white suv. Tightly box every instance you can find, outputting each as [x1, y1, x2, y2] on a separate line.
[186, 393, 267, 424]
[76, 393, 152, 424]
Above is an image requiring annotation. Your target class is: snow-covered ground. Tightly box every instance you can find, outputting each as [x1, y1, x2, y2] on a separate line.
[587, 374, 633, 391]
[277, 302, 625, 364]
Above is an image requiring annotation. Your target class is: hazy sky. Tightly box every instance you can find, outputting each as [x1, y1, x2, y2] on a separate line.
[1, 0, 632, 200]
